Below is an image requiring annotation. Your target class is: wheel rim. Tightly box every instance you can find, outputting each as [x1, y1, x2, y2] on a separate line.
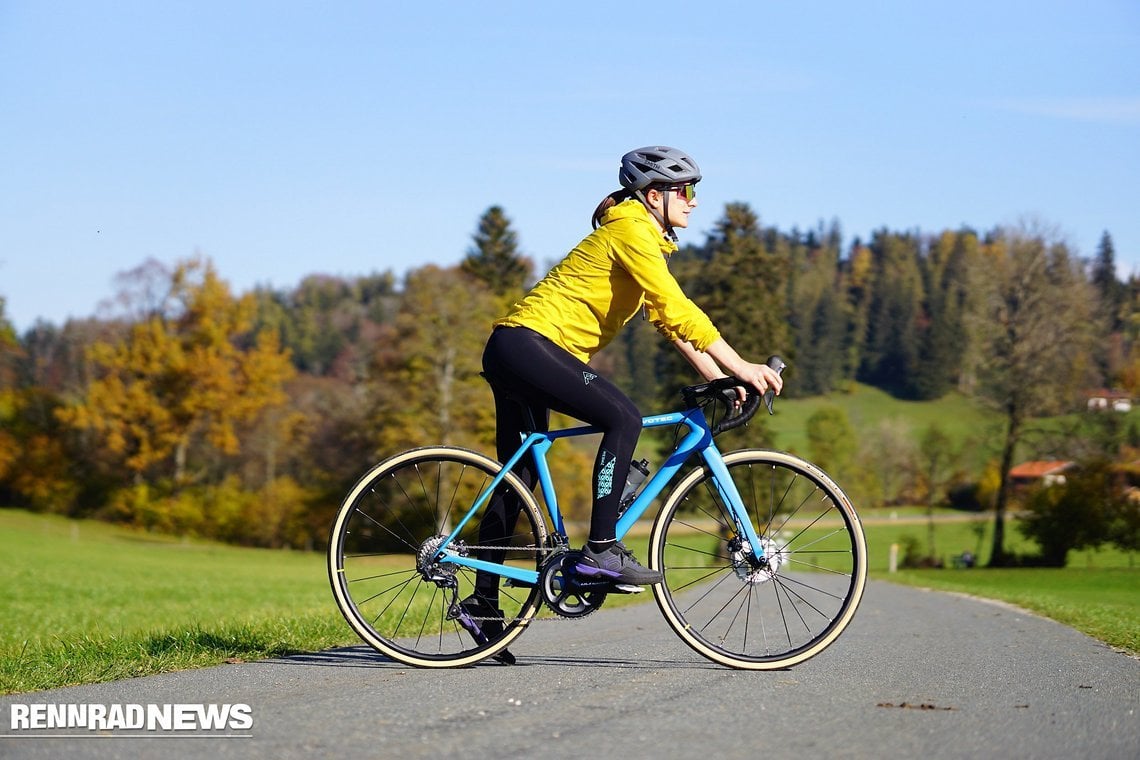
[653, 451, 866, 668]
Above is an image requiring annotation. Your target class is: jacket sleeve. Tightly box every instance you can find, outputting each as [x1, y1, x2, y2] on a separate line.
[610, 221, 721, 350]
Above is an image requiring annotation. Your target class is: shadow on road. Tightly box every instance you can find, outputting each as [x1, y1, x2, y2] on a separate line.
[262, 645, 738, 672]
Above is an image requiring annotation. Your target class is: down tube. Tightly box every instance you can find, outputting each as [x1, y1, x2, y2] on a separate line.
[614, 411, 704, 539]
[700, 447, 767, 560]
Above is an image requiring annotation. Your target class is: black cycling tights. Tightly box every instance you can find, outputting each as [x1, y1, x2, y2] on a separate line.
[475, 326, 642, 601]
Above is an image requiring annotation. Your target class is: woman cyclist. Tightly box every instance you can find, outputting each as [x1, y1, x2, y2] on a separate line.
[467, 146, 783, 635]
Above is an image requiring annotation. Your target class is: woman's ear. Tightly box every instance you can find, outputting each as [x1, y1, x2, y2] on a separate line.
[644, 187, 664, 209]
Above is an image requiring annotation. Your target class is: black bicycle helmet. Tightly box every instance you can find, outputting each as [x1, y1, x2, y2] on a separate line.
[619, 146, 701, 191]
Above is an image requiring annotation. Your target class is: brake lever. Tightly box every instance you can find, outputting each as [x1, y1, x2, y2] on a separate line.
[719, 387, 741, 416]
[762, 355, 787, 415]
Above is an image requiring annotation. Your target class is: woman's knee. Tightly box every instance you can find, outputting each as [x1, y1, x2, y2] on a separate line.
[613, 396, 642, 436]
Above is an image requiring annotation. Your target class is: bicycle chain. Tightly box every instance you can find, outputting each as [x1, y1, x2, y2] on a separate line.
[459, 612, 598, 624]
[438, 543, 611, 622]
[451, 544, 553, 553]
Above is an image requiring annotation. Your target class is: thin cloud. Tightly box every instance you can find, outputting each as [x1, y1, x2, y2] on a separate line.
[988, 96, 1140, 125]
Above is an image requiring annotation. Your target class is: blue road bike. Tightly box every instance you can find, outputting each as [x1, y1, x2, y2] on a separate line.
[328, 361, 867, 670]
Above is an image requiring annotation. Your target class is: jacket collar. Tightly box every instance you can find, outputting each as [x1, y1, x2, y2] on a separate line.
[600, 199, 679, 255]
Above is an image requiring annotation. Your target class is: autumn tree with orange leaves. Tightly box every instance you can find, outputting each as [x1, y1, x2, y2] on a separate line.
[59, 258, 296, 534]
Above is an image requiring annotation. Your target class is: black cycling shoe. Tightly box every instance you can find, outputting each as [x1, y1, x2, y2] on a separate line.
[575, 541, 662, 585]
[456, 594, 516, 665]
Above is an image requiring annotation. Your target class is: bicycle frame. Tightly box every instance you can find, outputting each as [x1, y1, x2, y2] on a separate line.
[434, 404, 767, 585]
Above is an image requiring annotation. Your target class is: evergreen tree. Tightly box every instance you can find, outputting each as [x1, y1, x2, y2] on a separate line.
[791, 231, 845, 394]
[943, 229, 985, 395]
[1091, 230, 1123, 332]
[911, 231, 972, 400]
[461, 206, 533, 297]
[688, 203, 789, 363]
[1090, 231, 1125, 384]
[803, 288, 846, 394]
[859, 231, 924, 398]
[841, 239, 874, 388]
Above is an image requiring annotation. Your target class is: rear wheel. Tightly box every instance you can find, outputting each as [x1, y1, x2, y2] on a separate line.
[328, 446, 547, 667]
[649, 449, 867, 670]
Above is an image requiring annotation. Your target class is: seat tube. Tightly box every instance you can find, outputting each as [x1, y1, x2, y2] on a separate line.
[530, 436, 565, 536]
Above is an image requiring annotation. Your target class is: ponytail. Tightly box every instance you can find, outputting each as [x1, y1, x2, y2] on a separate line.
[591, 189, 635, 229]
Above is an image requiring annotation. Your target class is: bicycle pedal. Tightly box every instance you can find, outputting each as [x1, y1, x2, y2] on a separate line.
[611, 583, 644, 594]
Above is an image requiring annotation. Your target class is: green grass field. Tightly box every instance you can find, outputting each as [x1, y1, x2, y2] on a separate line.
[0, 509, 353, 694]
[2, 507, 1135, 695]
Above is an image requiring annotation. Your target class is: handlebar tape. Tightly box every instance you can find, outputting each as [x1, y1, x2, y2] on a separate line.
[709, 356, 786, 435]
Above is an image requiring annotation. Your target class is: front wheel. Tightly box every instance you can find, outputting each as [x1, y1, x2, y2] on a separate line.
[649, 449, 867, 670]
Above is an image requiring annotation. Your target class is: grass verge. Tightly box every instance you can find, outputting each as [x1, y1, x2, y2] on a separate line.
[0, 509, 355, 695]
[861, 518, 1138, 656]
[882, 567, 1139, 655]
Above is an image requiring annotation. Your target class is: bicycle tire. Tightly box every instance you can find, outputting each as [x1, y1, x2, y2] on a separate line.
[328, 446, 547, 667]
[649, 449, 867, 670]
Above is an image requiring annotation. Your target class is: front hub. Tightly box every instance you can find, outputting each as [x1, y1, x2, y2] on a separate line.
[728, 534, 786, 584]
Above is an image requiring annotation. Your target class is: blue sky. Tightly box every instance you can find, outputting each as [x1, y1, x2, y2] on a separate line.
[2, 1, 1138, 332]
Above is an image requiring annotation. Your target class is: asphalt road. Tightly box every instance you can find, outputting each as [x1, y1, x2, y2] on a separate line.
[1, 580, 1136, 760]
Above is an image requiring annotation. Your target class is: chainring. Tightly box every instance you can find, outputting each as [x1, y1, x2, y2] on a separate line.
[538, 549, 608, 618]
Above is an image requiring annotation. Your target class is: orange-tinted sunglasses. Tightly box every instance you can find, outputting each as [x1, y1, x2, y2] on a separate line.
[670, 183, 697, 202]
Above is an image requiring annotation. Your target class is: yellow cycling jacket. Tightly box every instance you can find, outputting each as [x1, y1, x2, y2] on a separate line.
[494, 199, 720, 362]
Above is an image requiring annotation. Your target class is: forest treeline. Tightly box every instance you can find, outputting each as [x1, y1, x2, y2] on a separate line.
[1, 203, 1138, 564]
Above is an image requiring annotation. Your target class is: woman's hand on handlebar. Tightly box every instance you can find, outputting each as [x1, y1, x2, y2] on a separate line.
[712, 364, 780, 410]
[730, 359, 783, 401]
[693, 338, 782, 399]
[672, 337, 784, 406]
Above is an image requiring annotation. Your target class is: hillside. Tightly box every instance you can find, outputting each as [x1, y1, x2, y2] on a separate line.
[767, 384, 997, 463]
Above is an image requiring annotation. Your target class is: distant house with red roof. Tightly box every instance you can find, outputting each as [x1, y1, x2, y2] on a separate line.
[1008, 460, 1074, 489]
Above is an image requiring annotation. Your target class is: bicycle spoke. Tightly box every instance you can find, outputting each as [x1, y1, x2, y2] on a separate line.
[355, 497, 420, 553]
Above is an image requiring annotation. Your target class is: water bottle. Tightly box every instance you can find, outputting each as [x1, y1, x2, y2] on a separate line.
[619, 459, 651, 511]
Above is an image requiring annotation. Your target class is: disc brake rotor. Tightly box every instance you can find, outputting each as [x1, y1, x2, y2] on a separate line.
[730, 535, 786, 585]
